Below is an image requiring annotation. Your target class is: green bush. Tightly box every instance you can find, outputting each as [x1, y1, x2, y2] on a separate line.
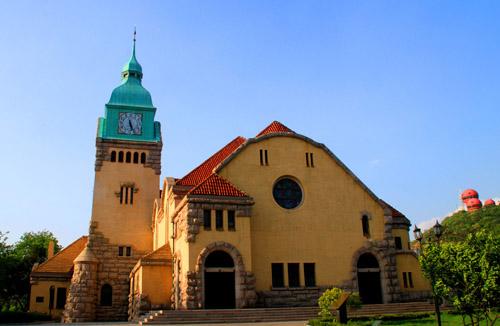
[347, 292, 362, 309]
[318, 287, 343, 320]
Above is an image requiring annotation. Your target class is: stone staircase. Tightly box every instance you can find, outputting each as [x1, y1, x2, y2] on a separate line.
[139, 301, 443, 324]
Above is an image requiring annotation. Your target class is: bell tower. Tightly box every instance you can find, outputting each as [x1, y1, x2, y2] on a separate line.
[65, 33, 162, 322]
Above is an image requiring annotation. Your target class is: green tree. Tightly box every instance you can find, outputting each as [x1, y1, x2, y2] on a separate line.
[0, 230, 61, 312]
[420, 231, 499, 325]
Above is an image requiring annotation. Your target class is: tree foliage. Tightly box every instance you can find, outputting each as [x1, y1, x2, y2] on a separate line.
[419, 231, 499, 325]
[0, 230, 61, 312]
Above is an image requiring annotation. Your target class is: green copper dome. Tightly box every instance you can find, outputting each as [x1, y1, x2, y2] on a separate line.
[107, 39, 154, 108]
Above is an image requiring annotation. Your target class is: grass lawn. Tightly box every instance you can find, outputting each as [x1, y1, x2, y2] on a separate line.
[310, 312, 499, 325]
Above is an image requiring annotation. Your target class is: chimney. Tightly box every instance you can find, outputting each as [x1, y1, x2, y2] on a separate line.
[47, 241, 55, 259]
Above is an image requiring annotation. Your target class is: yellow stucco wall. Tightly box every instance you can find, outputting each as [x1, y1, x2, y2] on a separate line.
[30, 280, 69, 318]
[396, 253, 430, 292]
[91, 149, 158, 252]
[141, 265, 172, 306]
[218, 136, 387, 291]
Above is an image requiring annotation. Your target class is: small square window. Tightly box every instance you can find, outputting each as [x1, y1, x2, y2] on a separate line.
[36, 296, 44, 303]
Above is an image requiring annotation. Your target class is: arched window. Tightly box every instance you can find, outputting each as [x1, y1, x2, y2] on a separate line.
[110, 151, 117, 162]
[133, 152, 139, 164]
[140, 153, 146, 164]
[362, 215, 370, 237]
[205, 251, 234, 268]
[100, 284, 112, 306]
[118, 151, 124, 163]
[126, 152, 131, 163]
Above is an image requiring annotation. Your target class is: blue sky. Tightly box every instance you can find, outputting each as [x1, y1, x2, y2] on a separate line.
[1, 1, 499, 245]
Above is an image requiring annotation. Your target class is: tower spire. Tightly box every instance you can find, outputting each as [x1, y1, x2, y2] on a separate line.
[133, 27, 136, 56]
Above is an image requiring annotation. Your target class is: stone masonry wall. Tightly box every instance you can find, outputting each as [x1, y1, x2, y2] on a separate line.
[95, 138, 162, 175]
[88, 225, 147, 321]
[63, 262, 98, 322]
[256, 286, 331, 307]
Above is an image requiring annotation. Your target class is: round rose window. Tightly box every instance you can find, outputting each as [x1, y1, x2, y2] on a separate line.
[273, 178, 303, 209]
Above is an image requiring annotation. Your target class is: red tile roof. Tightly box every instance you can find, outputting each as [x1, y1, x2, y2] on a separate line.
[189, 173, 248, 197]
[256, 121, 294, 137]
[176, 136, 246, 186]
[32, 236, 88, 274]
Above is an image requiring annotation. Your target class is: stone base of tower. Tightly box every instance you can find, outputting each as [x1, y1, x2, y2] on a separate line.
[63, 246, 98, 323]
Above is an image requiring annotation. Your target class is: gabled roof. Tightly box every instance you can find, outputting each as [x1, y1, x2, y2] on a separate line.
[142, 243, 172, 262]
[256, 121, 294, 137]
[32, 236, 88, 275]
[176, 136, 247, 186]
[189, 173, 249, 197]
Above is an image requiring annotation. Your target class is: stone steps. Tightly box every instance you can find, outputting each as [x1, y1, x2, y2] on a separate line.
[140, 302, 443, 324]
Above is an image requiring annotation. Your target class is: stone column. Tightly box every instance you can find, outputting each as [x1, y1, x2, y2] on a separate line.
[63, 246, 99, 323]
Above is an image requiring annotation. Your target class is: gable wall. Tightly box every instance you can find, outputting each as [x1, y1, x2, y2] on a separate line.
[218, 135, 386, 291]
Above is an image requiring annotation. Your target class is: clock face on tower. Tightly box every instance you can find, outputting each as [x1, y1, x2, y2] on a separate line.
[118, 112, 142, 135]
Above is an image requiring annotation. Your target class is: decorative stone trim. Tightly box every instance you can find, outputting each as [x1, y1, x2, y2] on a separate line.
[188, 241, 256, 309]
[95, 138, 162, 175]
[174, 202, 253, 244]
[256, 286, 331, 307]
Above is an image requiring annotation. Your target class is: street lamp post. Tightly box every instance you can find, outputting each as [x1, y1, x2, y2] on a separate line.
[414, 221, 443, 326]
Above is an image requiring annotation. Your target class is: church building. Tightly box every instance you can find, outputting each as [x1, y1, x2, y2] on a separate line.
[29, 39, 429, 322]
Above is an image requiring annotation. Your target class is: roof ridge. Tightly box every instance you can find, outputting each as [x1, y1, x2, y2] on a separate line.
[256, 121, 294, 137]
[176, 136, 246, 187]
[32, 235, 88, 273]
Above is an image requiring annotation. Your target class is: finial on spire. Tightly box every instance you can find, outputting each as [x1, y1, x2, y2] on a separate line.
[133, 27, 137, 55]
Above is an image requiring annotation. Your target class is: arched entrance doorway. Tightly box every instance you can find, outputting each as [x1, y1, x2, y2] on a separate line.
[204, 250, 236, 309]
[357, 253, 383, 304]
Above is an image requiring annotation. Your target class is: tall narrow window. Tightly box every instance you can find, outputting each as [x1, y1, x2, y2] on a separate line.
[130, 186, 134, 205]
[125, 187, 129, 204]
[111, 151, 117, 162]
[260, 149, 264, 166]
[362, 215, 370, 237]
[56, 287, 67, 309]
[133, 152, 139, 164]
[271, 263, 285, 288]
[305, 153, 310, 167]
[126, 152, 131, 163]
[126, 246, 131, 257]
[288, 263, 300, 287]
[49, 286, 55, 310]
[408, 272, 414, 288]
[100, 284, 112, 306]
[310, 153, 314, 167]
[304, 263, 316, 287]
[395, 236, 402, 250]
[264, 150, 269, 165]
[228, 210, 235, 231]
[402, 272, 408, 288]
[118, 151, 124, 163]
[118, 246, 124, 256]
[120, 186, 124, 204]
[203, 209, 211, 230]
[140, 153, 146, 164]
[216, 210, 223, 231]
